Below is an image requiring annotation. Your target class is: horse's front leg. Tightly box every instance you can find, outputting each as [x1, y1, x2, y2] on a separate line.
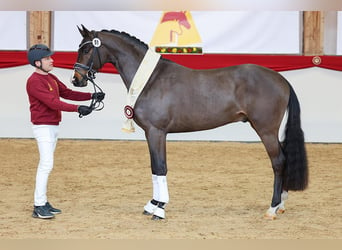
[143, 127, 169, 220]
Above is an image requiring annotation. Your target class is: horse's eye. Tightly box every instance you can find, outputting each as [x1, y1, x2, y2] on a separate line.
[82, 47, 91, 54]
[80, 44, 92, 55]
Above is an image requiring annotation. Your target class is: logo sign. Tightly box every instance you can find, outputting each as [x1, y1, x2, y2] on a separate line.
[150, 11, 202, 54]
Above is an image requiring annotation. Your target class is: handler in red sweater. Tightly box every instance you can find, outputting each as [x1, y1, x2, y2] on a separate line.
[26, 44, 105, 219]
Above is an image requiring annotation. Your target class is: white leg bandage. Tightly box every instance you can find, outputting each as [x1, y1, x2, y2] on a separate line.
[153, 206, 165, 219]
[144, 175, 169, 218]
[278, 190, 288, 212]
[152, 174, 159, 201]
[267, 204, 280, 215]
[281, 191, 288, 201]
[143, 200, 158, 215]
[154, 175, 169, 203]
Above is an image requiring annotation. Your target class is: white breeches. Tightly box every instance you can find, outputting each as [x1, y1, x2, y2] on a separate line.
[32, 125, 59, 206]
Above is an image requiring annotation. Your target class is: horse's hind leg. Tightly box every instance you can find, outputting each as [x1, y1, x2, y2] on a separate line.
[258, 132, 286, 219]
[277, 190, 288, 214]
[143, 127, 169, 220]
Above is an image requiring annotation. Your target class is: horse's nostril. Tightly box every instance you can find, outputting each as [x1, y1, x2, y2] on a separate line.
[71, 78, 78, 86]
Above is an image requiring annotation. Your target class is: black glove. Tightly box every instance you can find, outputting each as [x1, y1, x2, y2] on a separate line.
[92, 92, 105, 102]
[78, 105, 92, 117]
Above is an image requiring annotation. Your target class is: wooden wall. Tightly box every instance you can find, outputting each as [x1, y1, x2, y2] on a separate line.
[28, 11, 331, 55]
[303, 11, 324, 55]
[28, 11, 51, 47]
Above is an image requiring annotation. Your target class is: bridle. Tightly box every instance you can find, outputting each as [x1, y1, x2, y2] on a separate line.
[73, 32, 104, 117]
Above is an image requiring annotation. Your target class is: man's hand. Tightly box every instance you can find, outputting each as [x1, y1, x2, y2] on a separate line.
[78, 105, 92, 117]
[92, 92, 105, 102]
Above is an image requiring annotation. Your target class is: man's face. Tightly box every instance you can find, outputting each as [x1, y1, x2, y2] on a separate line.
[36, 56, 54, 72]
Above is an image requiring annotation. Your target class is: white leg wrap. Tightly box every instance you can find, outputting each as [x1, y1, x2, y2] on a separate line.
[281, 191, 288, 201]
[156, 175, 169, 203]
[267, 205, 280, 215]
[265, 204, 280, 219]
[144, 200, 158, 215]
[153, 206, 165, 219]
[265, 191, 288, 218]
[147, 175, 169, 219]
[151, 175, 169, 203]
[278, 191, 288, 212]
[152, 174, 159, 201]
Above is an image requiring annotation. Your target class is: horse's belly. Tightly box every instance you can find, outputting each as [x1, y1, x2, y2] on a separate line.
[167, 109, 239, 133]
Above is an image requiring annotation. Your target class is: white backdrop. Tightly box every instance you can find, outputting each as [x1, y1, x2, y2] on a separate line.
[1, 65, 341, 143]
[1, 11, 341, 54]
[53, 11, 301, 54]
[337, 11, 342, 55]
[0, 11, 26, 50]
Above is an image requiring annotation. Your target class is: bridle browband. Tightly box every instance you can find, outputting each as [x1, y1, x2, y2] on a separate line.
[73, 31, 104, 117]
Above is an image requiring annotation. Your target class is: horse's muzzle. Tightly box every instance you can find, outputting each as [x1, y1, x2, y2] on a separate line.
[71, 73, 88, 87]
[72, 63, 96, 87]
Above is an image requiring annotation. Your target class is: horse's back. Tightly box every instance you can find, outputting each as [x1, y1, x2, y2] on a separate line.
[159, 62, 290, 113]
[159, 61, 289, 94]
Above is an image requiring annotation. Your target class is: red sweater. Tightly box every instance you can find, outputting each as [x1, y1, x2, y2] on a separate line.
[26, 72, 92, 125]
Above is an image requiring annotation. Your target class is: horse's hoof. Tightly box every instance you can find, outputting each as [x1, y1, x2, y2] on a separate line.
[277, 208, 285, 214]
[143, 210, 153, 215]
[151, 215, 164, 221]
[264, 213, 277, 220]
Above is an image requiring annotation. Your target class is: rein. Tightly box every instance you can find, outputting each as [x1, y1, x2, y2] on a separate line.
[74, 32, 105, 118]
[78, 75, 104, 118]
[83, 76, 104, 117]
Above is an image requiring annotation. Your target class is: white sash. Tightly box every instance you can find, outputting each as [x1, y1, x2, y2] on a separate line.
[122, 48, 161, 133]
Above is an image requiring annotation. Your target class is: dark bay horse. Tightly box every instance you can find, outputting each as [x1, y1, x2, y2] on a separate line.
[72, 25, 308, 220]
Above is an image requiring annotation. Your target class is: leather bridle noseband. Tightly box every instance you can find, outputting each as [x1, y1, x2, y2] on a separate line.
[73, 32, 104, 117]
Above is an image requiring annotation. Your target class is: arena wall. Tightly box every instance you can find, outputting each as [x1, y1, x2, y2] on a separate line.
[1, 65, 341, 142]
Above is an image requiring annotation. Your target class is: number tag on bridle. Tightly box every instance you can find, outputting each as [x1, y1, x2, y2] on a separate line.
[92, 38, 101, 47]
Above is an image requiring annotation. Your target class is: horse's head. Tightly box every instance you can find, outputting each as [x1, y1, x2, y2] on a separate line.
[72, 25, 105, 87]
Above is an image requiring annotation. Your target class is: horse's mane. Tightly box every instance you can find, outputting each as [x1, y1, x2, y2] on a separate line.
[101, 29, 148, 50]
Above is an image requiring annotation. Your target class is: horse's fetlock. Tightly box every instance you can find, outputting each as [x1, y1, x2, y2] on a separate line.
[157, 202, 166, 209]
[151, 199, 158, 205]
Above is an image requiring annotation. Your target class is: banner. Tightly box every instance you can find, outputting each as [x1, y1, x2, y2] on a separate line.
[53, 11, 300, 54]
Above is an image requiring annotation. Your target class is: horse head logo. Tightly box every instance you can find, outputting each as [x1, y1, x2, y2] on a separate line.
[160, 11, 191, 43]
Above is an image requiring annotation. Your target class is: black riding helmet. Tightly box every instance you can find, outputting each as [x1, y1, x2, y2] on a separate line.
[27, 44, 54, 67]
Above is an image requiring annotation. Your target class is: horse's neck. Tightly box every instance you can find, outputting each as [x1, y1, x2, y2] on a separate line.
[111, 46, 147, 91]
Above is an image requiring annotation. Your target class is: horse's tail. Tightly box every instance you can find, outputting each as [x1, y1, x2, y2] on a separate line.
[282, 84, 308, 191]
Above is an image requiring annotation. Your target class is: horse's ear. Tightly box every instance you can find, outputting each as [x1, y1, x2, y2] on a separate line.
[77, 24, 90, 37]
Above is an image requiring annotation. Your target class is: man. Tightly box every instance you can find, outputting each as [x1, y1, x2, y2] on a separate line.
[26, 44, 105, 219]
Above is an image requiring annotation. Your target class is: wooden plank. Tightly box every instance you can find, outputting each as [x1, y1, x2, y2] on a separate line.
[303, 11, 324, 55]
[28, 11, 51, 47]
